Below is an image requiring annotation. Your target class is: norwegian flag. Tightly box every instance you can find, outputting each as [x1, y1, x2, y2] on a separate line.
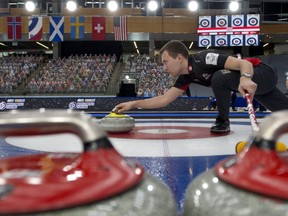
[7, 16, 22, 40]
[113, 16, 127, 41]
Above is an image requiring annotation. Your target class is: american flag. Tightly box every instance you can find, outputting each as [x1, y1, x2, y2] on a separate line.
[113, 16, 127, 41]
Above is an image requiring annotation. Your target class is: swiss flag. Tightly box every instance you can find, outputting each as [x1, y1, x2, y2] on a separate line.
[92, 17, 105, 40]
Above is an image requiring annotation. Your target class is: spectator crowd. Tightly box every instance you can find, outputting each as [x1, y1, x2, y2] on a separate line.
[26, 53, 117, 94]
[123, 54, 176, 97]
[0, 54, 42, 93]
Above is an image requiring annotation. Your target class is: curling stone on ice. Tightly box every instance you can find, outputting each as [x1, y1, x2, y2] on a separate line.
[183, 110, 288, 216]
[0, 109, 177, 216]
[101, 108, 135, 133]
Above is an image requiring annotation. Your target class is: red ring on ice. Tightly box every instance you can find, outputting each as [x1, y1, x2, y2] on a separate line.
[107, 126, 231, 139]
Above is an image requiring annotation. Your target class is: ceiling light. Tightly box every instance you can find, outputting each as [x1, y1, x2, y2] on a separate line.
[133, 41, 138, 49]
[147, 1, 158, 12]
[229, 1, 239, 12]
[0, 43, 8, 47]
[25, 1, 36, 12]
[66, 0, 77, 12]
[189, 42, 194, 49]
[108, 1, 118, 12]
[188, 1, 198, 12]
[36, 42, 49, 50]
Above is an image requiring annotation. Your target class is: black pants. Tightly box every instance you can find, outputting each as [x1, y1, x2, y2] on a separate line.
[211, 63, 288, 121]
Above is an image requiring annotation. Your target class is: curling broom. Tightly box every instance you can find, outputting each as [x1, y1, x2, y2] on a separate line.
[235, 91, 287, 153]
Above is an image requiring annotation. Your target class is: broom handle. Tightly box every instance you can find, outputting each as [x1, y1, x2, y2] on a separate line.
[245, 91, 259, 132]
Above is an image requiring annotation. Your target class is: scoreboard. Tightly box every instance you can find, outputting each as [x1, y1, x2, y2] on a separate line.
[197, 14, 260, 47]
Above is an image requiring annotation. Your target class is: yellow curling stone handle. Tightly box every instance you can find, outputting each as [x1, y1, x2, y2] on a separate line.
[107, 112, 130, 118]
[236, 141, 287, 153]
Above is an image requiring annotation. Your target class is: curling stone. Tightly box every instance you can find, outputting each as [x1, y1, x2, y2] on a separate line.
[183, 110, 288, 216]
[0, 109, 177, 216]
[101, 112, 135, 133]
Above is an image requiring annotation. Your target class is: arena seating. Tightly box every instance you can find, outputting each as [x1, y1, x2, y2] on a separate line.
[25, 54, 117, 94]
[122, 54, 176, 97]
[0, 54, 43, 94]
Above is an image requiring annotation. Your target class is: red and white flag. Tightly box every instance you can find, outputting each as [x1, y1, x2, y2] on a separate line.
[28, 16, 43, 40]
[113, 16, 127, 41]
[92, 17, 106, 40]
[7, 16, 22, 40]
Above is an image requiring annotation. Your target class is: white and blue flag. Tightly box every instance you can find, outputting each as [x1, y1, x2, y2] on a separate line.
[49, 16, 64, 42]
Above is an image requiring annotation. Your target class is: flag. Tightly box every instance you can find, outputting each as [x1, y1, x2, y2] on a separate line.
[7, 16, 21, 40]
[113, 16, 127, 41]
[230, 35, 243, 46]
[215, 15, 228, 28]
[70, 16, 85, 39]
[245, 34, 259, 46]
[214, 35, 228, 47]
[28, 16, 42, 40]
[246, 14, 260, 27]
[49, 16, 64, 42]
[92, 17, 106, 40]
[197, 16, 211, 34]
[198, 35, 211, 47]
[231, 14, 244, 28]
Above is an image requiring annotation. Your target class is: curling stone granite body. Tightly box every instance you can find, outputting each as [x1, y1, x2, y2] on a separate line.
[29, 174, 177, 216]
[101, 112, 135, 133]
[183, 169, 288, 216]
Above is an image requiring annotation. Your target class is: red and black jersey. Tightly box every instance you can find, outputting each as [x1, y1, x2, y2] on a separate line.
[173, 49, 229, 91]
[173, 50, 263, 91]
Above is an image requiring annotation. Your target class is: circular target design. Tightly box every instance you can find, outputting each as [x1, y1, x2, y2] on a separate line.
[0, 101, 6, 110]
[231, 38, 241, 46]
[199, 19, 210, 28]
[68, 102, 76, 110]
[107, 126, 231, 139]
[232, 18, 243, 26]
[247, 37, 257, 45]
[200, 38, 210, 47]
[248, 17, 258, 26]
[216, 38, 226, 46]
[217, 18, 227, 27]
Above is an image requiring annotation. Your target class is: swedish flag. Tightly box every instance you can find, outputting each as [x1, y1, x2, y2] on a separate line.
[70, 16, 85, 39]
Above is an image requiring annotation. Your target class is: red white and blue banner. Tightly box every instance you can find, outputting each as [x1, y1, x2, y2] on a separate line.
[197, 14, 260, 35]
[215, 35, 228, 47]
[28, 16, 42, 40]
[197, 14, 260, 47]
[245, 34, 259, 46]
[246, 14, 260, 27]
[49, 16, 64, 42]
[215, 15, 228, 28]
[231, 14, 244, 28]
[198, 35, 212, 47]
[198, 16, 212, 29]
[7, 16, 22, 40]
[114, 16, 127, 41]
[230, 35, 244, 46]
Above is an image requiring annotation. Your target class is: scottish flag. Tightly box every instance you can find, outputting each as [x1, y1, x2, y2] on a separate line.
[49, 16, 64, 42]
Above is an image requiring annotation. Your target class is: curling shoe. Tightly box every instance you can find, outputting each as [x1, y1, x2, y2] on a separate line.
[210, 117, 230, 133]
